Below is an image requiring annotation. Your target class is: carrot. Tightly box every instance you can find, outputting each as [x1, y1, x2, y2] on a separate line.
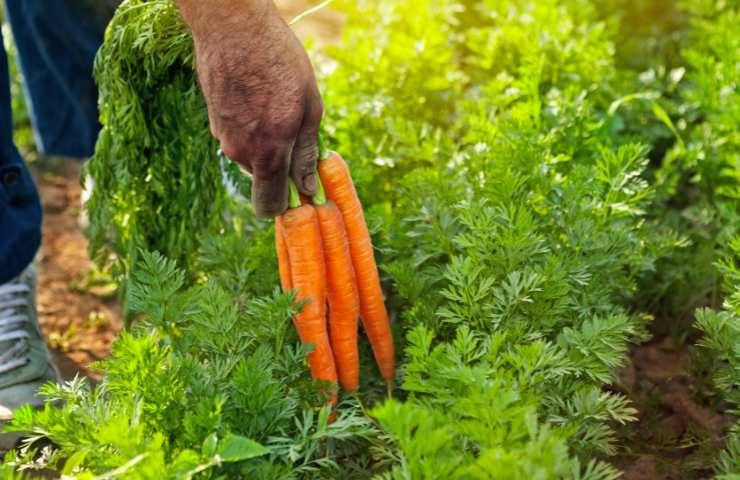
[280, 184, 338, 406]
[318, 152, 395, 385]
[275, 216, 292, 291]
[314, 179, 361, 391]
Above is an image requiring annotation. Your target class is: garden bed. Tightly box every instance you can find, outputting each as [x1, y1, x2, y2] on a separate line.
[2, 0, 740, 478]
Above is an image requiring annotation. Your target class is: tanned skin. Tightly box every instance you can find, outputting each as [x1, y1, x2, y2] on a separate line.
[178, 0, 322, 217]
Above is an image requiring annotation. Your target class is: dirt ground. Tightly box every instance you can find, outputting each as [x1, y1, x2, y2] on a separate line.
[33, 159, 121, 381]
[612, 338, 735, 479]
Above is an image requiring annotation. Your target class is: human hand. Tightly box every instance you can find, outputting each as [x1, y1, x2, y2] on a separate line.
[178, 0, 323, 217]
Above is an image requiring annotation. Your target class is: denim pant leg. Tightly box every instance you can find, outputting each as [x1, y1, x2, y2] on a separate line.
[0, 27, 41, 285]
[0, 1, 113, 284]
[3, 0, 110, 158]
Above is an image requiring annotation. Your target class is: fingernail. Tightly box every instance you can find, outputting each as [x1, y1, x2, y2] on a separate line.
[303, 173, 316, 192]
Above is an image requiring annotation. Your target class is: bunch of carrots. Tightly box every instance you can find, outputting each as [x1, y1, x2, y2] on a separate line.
[275, 152, 395, 408]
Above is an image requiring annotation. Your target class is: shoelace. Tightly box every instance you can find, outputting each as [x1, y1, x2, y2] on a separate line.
[0, 281, 32, 374]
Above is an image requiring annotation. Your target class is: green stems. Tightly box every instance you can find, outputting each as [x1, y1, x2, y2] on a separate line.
[287, 173, 326, 209]
[289, 181, 302, 209]
[313, 174, 327, 205]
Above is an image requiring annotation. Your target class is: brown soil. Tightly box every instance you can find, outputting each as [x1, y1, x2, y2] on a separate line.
[32, 158, 122, 381]
[611, 337, 735, 479]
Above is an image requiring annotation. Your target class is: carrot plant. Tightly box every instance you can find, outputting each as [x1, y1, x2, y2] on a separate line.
[83, 0, 251, 298]
[696, 240, 740, 478]
[5, 250, 379, 478]
[679, 2, 740, 476]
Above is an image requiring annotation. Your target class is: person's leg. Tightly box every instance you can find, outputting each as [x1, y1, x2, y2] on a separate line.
[3, 0, 113, 158]
[0, 1, 118, 446]
[0, 26, 56, 450]
[0, 24, 42, 286]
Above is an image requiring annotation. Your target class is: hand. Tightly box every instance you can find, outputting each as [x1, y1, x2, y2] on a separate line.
[178, 0, 323, 217]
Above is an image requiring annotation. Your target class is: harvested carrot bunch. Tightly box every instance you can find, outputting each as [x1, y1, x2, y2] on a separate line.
[275, 152, 394, 404]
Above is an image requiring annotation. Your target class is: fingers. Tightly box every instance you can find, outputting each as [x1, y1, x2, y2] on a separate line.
[207, 62, 322, 216]
[217, 89, 321, 217]
[222, 137, 292, 218]
[252, 140, 294, 218]
[291, 88, 324, 197]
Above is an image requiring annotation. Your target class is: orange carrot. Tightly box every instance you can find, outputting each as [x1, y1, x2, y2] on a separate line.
[318, 152, 395, 385]
[280, 185, 338, 405]
[314, 184, 361, 391]
[275, 216, 292, 291]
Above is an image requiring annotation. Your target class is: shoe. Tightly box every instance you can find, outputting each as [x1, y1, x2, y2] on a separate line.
[0, 265, 58, 450]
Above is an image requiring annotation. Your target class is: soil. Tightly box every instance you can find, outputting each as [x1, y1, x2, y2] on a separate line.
[32, 158, 122, 381]
[610, 337, 735, 479]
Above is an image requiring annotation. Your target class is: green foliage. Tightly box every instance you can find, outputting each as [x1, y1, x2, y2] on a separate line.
[613, 1, 740, 329]
[83, 0, 243, 291]
[322, 0, 675, 476]
[6, 0, 740, 477]
[4, 251, 377, 478]
[696, 238, 740, 477]
[717, 425, 740, 480]
[674, 5, 740, 207]
[686, 6, 740, 470]
[593, 0, 688, 70]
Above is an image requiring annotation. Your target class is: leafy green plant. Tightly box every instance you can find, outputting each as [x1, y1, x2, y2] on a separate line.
[673, 3, 740, 476]
[5, 250, 378, 479]
[619, 1, 740, 330]
[695, 238, 740, 477]
[83, 0, 246, 296]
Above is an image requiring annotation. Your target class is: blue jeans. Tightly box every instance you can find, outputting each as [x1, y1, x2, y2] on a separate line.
[0, 1, 112, 284]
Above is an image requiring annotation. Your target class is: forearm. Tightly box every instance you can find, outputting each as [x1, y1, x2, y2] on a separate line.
[177, 0, 272, 42]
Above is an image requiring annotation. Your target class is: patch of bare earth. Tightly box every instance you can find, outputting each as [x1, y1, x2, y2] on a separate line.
[33, 159, 122, 381]
[611, 337, 736, 479]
